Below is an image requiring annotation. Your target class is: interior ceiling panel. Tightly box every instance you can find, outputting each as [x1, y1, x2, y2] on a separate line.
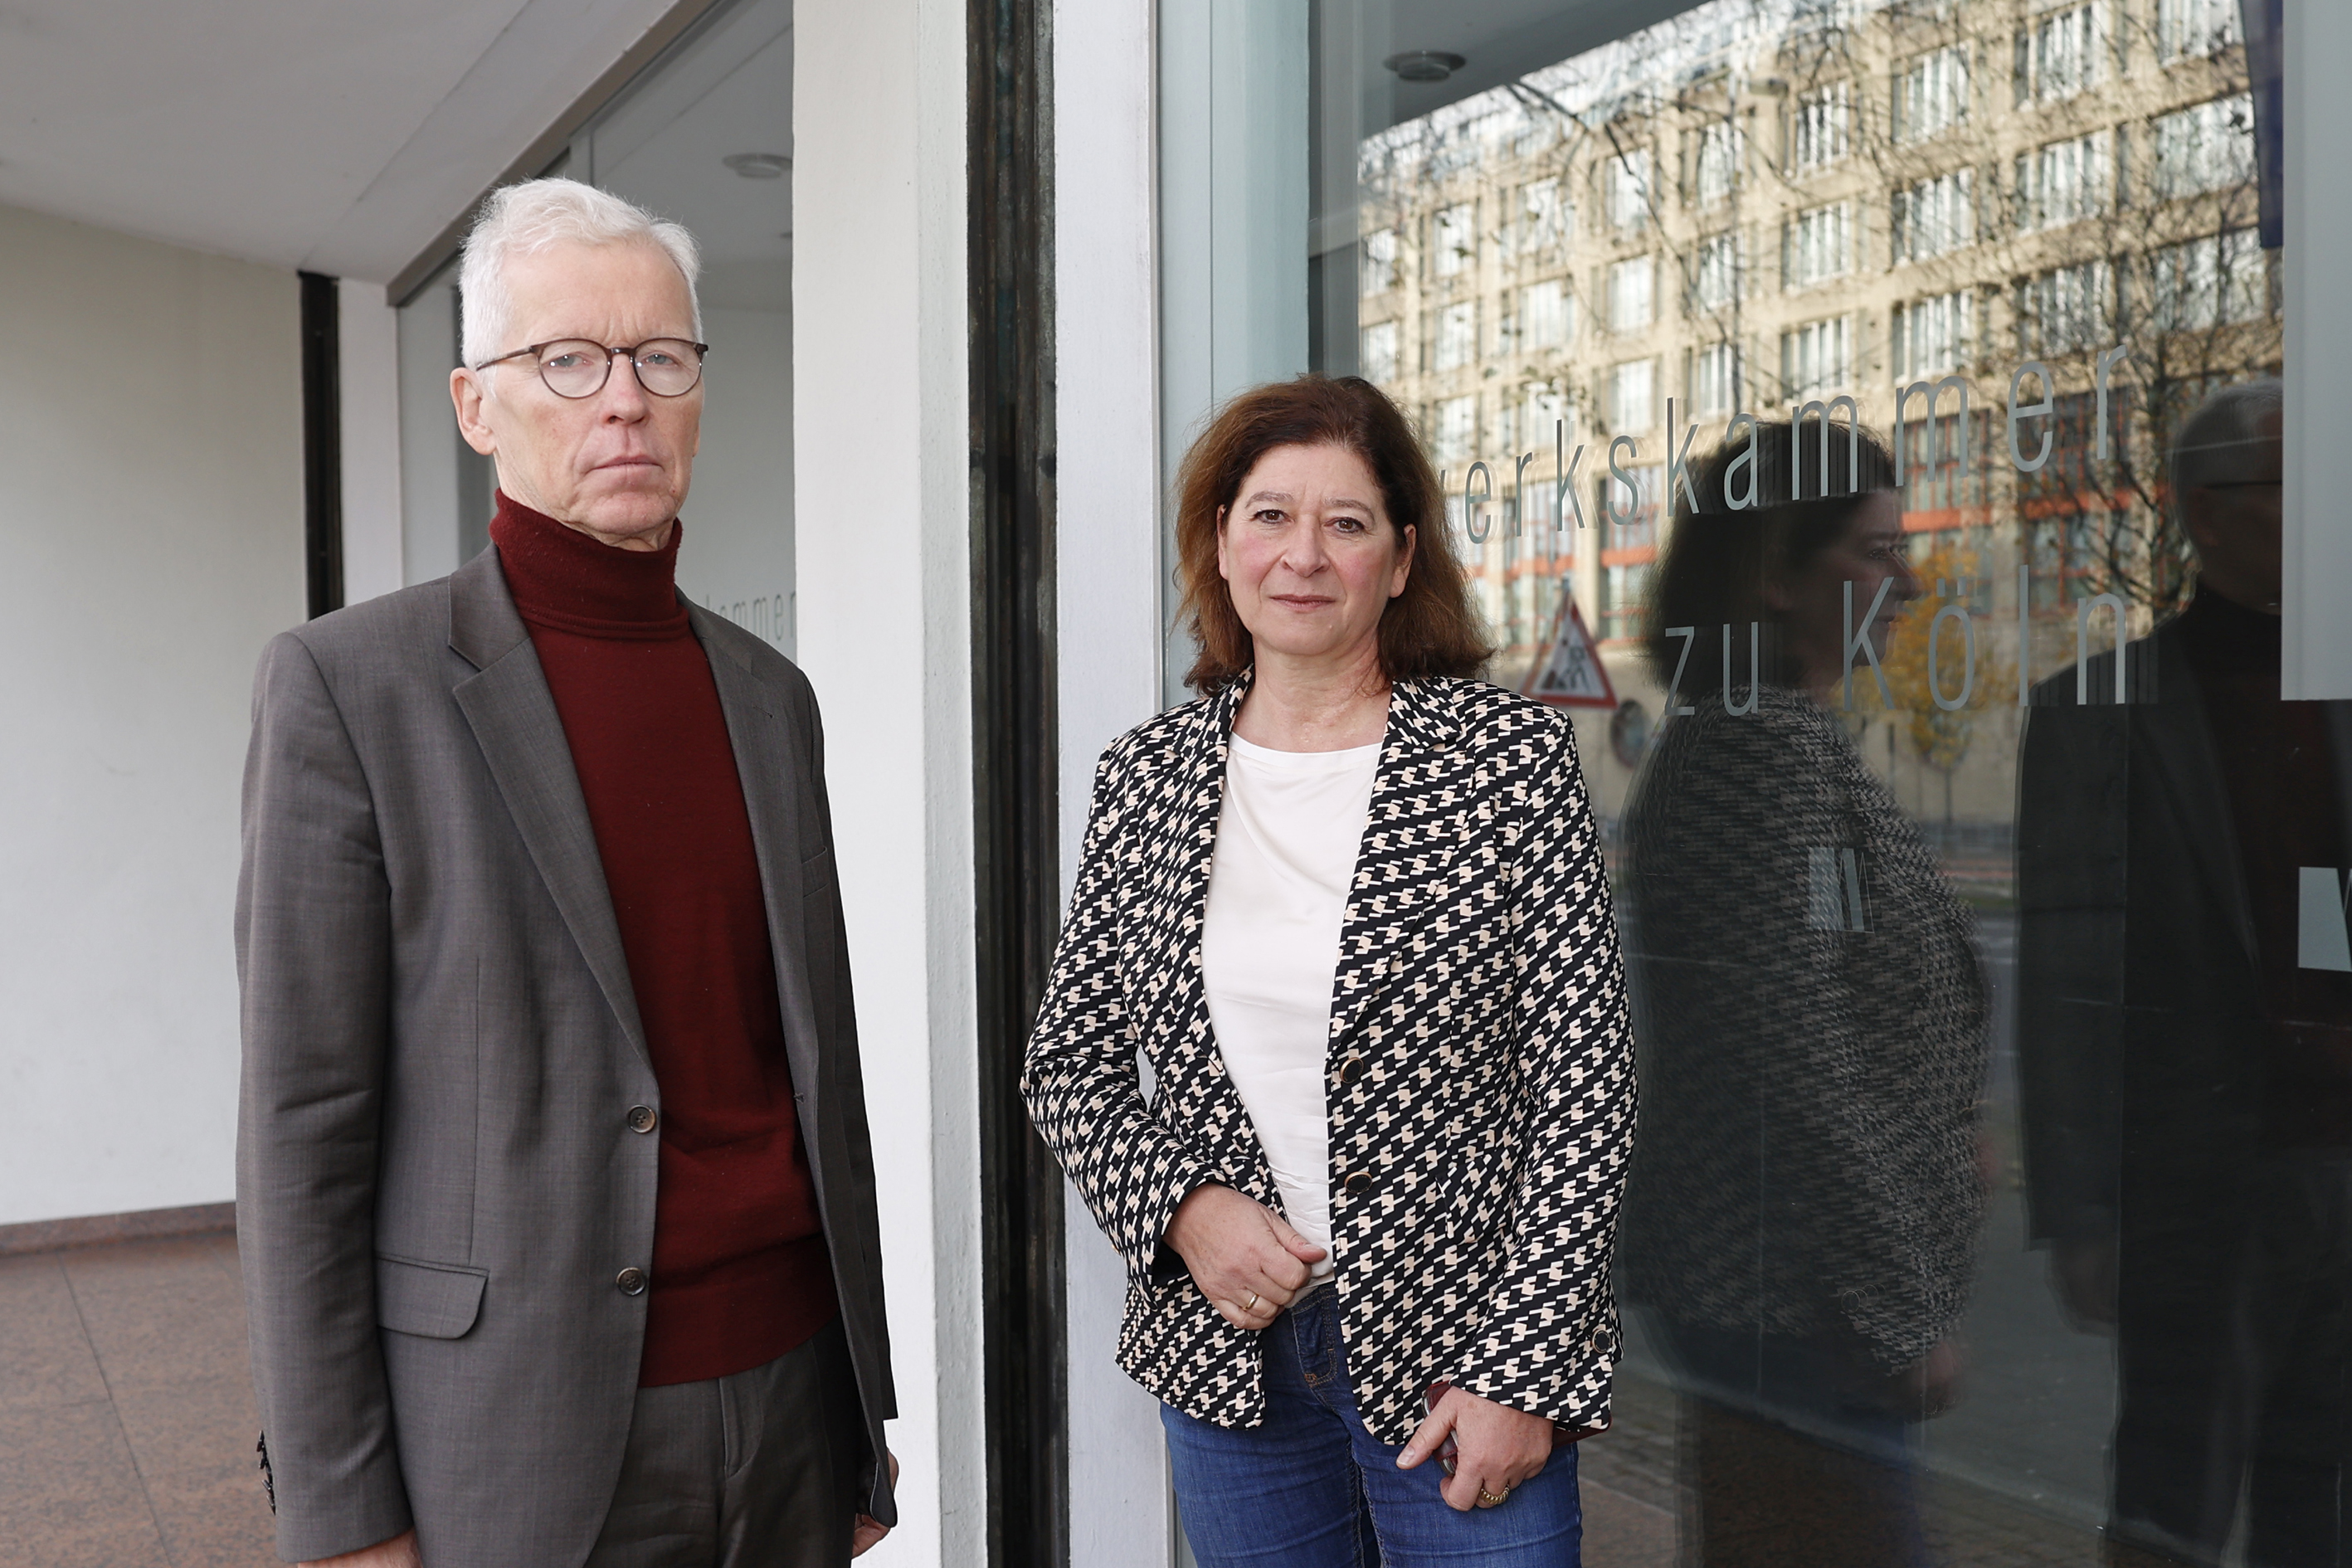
[0, 0, 691, 282]
[1372, 0, 1707, 129]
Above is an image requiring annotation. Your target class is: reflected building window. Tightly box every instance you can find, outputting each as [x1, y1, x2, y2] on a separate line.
[1361, 226, 1400, 295]
[2018, 4, 2100, 105]
[1690, 231, 1741, 312]
[1693, 119, 1742, 208]
[1607, 256, 1654, 333]
[2150, 228, 2269, 329]
[1607, 148, 1653, 231]
[1790, 80, 1853, 173]
[1894, 43, 1970, 144]
[1784, 199, 1853, 290]
[1517, 279, 1571, 351]
[2158, 0, 2242, 62]
[1893, 290, 1974, 380]
[1359, 319, 1400, 384]
[1610, 358, 1656, 432]
[1893, 168, 1975, 263]
[1433, 202, 1477, 278]
[1782, 314, 1851, 401]
[2152, 94, 2258, 199]
[2018, 259, 2114, 354]
[1692, 339, 1740, 419]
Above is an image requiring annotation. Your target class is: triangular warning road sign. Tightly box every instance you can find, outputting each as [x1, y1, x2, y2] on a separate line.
[1524, 597, 1619, 709]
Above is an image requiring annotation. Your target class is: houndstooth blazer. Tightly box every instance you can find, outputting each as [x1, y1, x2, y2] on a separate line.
[1022, 670, 1636, 1444]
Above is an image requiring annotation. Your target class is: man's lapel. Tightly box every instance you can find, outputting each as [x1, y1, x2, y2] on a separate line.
[689, 607, 825, 1142]
[446, 546, 652, 1071]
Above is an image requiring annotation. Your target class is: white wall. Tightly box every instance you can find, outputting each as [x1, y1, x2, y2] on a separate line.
[2285, 0, 2352, 698]
[0, 202, 304, 1226]
[793, 0, 981, 1562]
[1054, 0, 1181, 1563]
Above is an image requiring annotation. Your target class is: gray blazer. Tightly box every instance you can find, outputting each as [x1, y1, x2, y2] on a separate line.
[235, 547, 895, 1567]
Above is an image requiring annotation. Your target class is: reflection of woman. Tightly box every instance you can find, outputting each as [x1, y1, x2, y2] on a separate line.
[1023, 376, 1636, 1566]
[1618, 422, 1987, 1565]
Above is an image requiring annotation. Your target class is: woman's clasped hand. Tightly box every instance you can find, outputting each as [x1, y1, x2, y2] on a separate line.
[1162, 1183, 1326, 1332]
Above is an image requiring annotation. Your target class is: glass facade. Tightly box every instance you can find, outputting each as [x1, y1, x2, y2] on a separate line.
[1162, 0, 2297, 1557]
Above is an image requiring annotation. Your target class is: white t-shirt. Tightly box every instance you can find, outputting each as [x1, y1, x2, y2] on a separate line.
[1200, 730, 1383, 1293]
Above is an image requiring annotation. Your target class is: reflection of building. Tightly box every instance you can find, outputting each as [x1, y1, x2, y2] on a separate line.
[1357, 0, 2276, 823]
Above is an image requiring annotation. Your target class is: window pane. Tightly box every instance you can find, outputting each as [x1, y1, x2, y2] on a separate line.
[1161, 0, 2295, 1553]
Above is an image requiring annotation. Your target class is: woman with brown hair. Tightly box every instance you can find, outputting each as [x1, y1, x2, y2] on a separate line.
[1022, 374, 1635, 1566]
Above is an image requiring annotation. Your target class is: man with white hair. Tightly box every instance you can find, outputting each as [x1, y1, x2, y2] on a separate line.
[2019, 380, 2352, 1564]
[237, 178, 897, 1567]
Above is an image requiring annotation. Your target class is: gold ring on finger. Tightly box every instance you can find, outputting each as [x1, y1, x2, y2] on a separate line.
[1245, 1291, 1259, 1312]
[1477, 1488, 1508, 1507]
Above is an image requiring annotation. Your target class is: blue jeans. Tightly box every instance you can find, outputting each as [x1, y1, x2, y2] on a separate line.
[1161, 1288, 1582, 1566]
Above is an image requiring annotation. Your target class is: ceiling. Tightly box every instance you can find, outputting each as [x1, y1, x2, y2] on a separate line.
[592, 0, 791, 309]
[1373, 0, 1707, 130]
[0, 0, 696, 285]
[0, 0, 1689, 289]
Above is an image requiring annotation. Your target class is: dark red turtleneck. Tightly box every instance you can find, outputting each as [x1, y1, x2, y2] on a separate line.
[489, 492, 835, 1387]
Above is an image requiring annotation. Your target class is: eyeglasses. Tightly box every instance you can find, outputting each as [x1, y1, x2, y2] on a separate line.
[471, 338, 709, 399]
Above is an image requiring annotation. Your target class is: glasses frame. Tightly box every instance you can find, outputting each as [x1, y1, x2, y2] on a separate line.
[470, 338, 712, 400]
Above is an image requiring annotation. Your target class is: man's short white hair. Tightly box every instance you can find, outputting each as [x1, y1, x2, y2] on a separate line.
[2171, 378, 2283, 519]
[458, 178, 702, 368]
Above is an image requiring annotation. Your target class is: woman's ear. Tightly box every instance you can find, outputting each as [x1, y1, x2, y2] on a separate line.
[1390, 523, 1416, 598]
[1215, 505, 1232, 582]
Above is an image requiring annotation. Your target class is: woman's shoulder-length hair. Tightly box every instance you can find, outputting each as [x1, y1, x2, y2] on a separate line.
[1645, 416, 1899, 686]
[1174, 374, 1492, 694]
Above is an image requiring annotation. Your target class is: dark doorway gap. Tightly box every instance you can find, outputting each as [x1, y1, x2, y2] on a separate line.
[969, 0, 1067, 1560]
[299, 271, 344, 619]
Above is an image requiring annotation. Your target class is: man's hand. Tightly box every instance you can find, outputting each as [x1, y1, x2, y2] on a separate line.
[1162, 1185, 1326, 1332]
[1397, 1388, 1554, 1512]
[851, 1449, 901, 1558]
[302, 1529, 420, 1568]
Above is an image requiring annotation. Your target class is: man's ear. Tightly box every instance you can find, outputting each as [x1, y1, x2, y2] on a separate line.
[450, 368, 499, 457]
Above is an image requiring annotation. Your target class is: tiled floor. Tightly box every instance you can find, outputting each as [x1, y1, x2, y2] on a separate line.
[0, 1233, 277, 1568]
[0, 1230, 1670, 1567]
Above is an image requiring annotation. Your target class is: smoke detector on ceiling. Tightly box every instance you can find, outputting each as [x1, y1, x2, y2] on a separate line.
[723, 153, 791, 179]
[1384, 51, 1466, 84]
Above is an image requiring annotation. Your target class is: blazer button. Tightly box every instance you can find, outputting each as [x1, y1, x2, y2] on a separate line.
[1342, 1171, 1373, 1196]
[1337, 1056, 1366, 1085]
[626, 1105, 658, 1134]
[616, 1267, 649, 1296]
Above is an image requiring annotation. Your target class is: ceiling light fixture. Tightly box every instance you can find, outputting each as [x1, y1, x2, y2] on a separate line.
[1384, 51, 1466, 84]
[723, 153, 791, 179]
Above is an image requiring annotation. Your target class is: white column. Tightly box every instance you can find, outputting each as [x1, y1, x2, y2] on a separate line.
[338, 282, 407, 606]
[792, 0, 980, 1563]
[1054, 0, 1179, 1563]
[2286, 0, 2352, 697]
